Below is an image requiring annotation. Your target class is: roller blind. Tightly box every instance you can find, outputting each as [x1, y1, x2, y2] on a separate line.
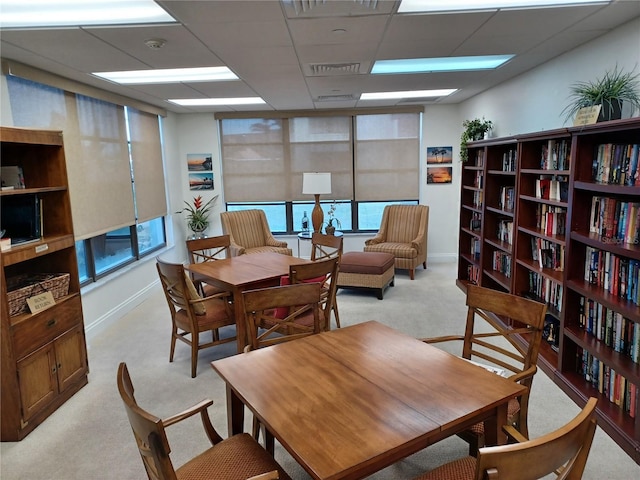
[127, 108, 167, 223]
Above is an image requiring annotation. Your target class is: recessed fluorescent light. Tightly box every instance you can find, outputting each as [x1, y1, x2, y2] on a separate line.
[372, 55, 514, 74]
[360, 89, 457, 100]
[0, 0, 176, 29]
[93, 67, 239, 85]
[168, 98, 267, 106]
[398, 0, 609, 14]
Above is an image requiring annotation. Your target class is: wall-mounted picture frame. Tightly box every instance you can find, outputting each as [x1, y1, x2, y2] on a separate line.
[187, 153, 213, 171]
[427, 166, 453, 184]
[426, 146, 453, 164]
[189, 172, 214, 191]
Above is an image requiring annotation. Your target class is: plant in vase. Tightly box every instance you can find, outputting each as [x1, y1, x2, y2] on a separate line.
[179, 195, 217, 238]
[323, 201, 341, 235]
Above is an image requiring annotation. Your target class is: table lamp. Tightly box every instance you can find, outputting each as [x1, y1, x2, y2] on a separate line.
[302, 172, 332, 233]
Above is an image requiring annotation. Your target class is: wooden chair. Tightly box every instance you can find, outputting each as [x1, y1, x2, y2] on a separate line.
[242, 282, 323, 351]
[311, 233, 343, 328]
[364, 204, 429, 279]
[156, 257, 235, 378]
[289, 256, 340, 332]
[220, 209, 292, 256]
[116, 362, 290, 480]
[413, 397, 598, 480]
[421, 284, 547, 455]
[186, 234, 232, 298]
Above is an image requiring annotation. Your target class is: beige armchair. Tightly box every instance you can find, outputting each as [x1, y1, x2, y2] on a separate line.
[220, 209, 292, 256]
[364, 204, 429, 280]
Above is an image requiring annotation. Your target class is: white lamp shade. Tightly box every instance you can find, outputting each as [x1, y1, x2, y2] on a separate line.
[302, 172, 332, 195]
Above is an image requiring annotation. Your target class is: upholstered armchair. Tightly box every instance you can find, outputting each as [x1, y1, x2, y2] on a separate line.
[364, 204, 429, 280]
[220, 209, 292, 256]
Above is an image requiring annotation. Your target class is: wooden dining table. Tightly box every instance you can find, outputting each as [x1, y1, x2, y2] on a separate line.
[211, 320, 527, 480]
[185, 251, 310, 353]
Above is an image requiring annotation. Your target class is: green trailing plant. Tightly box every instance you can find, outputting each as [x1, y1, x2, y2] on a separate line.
[460, 117, 493, 162]
[561, 66, 640, 123]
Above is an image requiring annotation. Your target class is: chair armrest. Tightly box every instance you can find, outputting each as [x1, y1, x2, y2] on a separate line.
[507, 365, 537, 385]
[420, 335, 465, 344]
[365, 234, 384, 246]
[265, 235, 288, 248]
[163, 399, 224, 445]
[502, 424, 528, 443]
[229, 242, 246, 256]
[248, 471, 279, 480]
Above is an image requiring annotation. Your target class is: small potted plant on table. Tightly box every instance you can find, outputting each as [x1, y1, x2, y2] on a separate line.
[323, 202, 341, 235]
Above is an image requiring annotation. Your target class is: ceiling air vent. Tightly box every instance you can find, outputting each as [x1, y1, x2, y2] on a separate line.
[399, 96, 445, 104]
[316, 94, 355, 102]
[309, 63, 361, 76]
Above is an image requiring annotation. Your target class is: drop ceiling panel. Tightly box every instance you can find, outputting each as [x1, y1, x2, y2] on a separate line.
[159, 0, 286, 24]
[287, 15, 390, 46]
[86, 25, 225, 69]
[382, 12, 493, 42]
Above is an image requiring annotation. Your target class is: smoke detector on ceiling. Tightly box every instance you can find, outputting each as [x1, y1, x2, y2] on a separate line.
[144, 38, 166, 50]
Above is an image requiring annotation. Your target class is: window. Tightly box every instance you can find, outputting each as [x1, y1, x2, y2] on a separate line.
[6, 75, 167, 285]
[219, 108, 421, 232]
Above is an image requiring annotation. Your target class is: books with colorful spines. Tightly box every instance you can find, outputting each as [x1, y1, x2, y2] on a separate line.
[624, 203, 638, 244]
[589, 197, 601, 234]
[611, 143, 625, 184]
[536, 177, 551, 199]
[628, 382, 637, 418]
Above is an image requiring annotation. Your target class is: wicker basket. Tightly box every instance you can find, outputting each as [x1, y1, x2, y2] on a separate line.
[6, 273, 70, 316]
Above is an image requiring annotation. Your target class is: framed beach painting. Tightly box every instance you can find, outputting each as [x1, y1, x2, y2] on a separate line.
[427, 166, 453, 184]
[426, 146, 452, 164]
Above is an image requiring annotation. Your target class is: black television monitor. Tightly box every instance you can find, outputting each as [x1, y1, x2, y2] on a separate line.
[1, 194, 42, 245]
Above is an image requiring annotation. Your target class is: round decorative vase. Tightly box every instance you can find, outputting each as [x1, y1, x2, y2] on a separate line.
[189, 224, 207, 239]
[325, 225, 336, 236]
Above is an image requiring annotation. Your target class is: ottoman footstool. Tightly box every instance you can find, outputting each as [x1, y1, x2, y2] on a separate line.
[337, 252, 395, 300]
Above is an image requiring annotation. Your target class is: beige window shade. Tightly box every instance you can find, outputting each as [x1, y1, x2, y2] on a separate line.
[127, 108, 167, 223]
[6, 76, 136, 239]
[355, 113, 420, 201]
[220, 118, 286, 202]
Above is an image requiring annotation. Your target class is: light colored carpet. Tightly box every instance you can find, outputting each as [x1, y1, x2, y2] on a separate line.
[1, 261, 638, 479]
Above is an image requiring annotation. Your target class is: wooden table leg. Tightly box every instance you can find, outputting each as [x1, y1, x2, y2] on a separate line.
[484, 401, 508, 446]
[233, 287, 247, 354]
[226, 384, 245, 436]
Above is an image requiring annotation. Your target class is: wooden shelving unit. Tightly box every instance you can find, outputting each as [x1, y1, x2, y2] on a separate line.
[1, 126, 89, 441]
[457, 118, 640, 463]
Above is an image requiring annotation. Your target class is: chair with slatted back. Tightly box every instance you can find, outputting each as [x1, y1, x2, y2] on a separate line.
[288, 256, 339, 332]
[242, 282, 323, 351]
[420, 284, 547, 456]
[311, 233, 343, 328]
[186, 235, 232, 298]
[156, 257, 236, 378]
[117, 362, 291, 480]
[220, 209, 291, 256]
[413, 397, 598, 480]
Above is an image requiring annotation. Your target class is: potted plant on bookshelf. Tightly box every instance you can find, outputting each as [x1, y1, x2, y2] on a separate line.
[460, 117, 493, 162]
[179, 194, 218, 239]
[562, 65, 640, 123]
[323, 201, 341, 235]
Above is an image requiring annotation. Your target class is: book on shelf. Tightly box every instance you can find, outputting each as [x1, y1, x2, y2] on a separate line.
[592, 142, 640, 185]
[540, 139, 570, 170]
[589, 197, 640, 244]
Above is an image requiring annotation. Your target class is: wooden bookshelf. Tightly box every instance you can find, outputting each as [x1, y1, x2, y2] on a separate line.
[1, 126, 89, 441]
[457, 118, 640, 463]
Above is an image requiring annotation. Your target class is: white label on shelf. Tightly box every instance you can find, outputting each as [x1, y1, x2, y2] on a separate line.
[35, 244, 49, 253]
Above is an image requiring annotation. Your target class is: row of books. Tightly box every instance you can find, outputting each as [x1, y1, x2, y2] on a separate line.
[589, 197, 640, 245]
[540, 139, 570, 171]
[474, 150, 485, 167]
[471, 237, 481, 261]
[467, 264, 480, 284]
[591, 143, 640, 186]
[535, 176, 568, 202]
[473, 190, 483, 209]
[578, 348, 638, 418]
[492, 251, 511, 277]
[474, 170, 483, 188]
[531, 237, 565, 271]
[578, 296, 640, 363]
[499, 186, 515, 211]
[527, 271, 563, 313]
[584, 246, 640, 306]
[469, 212, 481, 232]
[497, 220, 513, 245]
[502, 149, 517, 172]
[536, 204, 566, 236]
